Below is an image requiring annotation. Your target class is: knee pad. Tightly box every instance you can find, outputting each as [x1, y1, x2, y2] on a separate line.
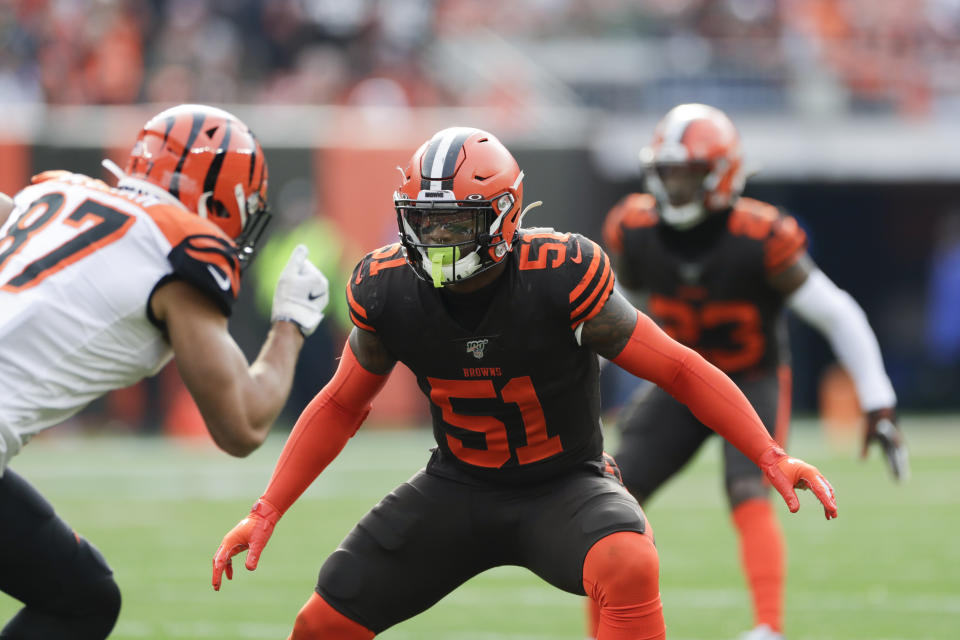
[1, 551, 120, 640]
[726, 475, 769, 509]
[72, 573, 122, 639]
[292, 593, 374, 640]
[583, 531, 659, 607]
[62, 537, 122, 636]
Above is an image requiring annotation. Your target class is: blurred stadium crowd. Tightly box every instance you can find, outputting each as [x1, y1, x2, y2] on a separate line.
[2, 0, 959, 432]
[3, 0, 960, 118]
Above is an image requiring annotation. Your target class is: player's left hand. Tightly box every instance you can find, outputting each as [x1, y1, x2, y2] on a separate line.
[271, 244, 329, 338]
[863, 408, 910, 482]
[758, 447, 838, 520]
[212, 498, 281, 591]
[0, 192, 13, 227]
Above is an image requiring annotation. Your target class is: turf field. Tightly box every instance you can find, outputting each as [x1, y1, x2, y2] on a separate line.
[1, 416, 957, 640]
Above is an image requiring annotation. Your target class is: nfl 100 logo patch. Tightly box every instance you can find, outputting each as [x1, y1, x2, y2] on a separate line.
[465, 338, 489, 360]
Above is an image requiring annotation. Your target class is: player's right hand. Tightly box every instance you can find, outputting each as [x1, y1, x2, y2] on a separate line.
[271, 244, 329, 337]
[212, 498, 282, 591]
[863, 408, 910, 482]
[758, 446, 838, 520]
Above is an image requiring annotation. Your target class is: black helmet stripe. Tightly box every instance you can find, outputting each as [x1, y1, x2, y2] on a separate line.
[161, 115, 176, 145]
[202, 119, 233, 197]
[248, 135, 258, 186]
[168, 112, 206, 200]
[419, 128, 474, 191]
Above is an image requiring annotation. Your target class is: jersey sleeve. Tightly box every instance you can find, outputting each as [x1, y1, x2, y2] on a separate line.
[346, 243, 406, 332]
[166, 234, 241, 316]
[764, 213, 807, 275]
[142, 202, 241, 317]
[517, 231, 616, 330]
[566, 234, 616, 329]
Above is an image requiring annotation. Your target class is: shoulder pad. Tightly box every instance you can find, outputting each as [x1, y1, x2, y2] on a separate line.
[602, 193, 658, 253]
[347, 243, 407, 332]
[765, 213, 807, 274]
[515, 231, 615, 329]
[30, 171, 111, 192]
[142, 203, 232, 248]
[728, 198, 807, 273]
[167, 234, 241, 316]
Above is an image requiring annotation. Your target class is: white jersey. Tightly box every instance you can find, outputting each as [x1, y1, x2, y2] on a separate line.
[0, 172, 241, 473]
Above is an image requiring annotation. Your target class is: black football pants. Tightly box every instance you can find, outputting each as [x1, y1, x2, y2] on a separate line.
[315, 457, 646, 634]
[0, 468, 120, 639]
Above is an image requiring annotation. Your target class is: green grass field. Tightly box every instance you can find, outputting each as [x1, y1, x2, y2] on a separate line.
[1, 416, 958, 639]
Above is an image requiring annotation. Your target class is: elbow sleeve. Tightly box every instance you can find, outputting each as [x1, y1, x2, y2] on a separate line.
[786, 269, 896, 411]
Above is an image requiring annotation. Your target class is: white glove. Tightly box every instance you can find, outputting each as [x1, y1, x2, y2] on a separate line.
[0, 192, 14, 228]
[271, 244, 328, 337]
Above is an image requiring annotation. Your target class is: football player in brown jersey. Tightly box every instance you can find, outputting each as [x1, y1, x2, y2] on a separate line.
[212, 127, 838, 640]
[595, 103, 906, 640]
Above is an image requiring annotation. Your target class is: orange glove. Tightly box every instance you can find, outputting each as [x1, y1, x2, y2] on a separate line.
[212, 498, 282, 591]
[758, 447, 838, 520]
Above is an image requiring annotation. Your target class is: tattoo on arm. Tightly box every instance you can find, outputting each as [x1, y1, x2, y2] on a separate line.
[580, 289, 640, 360]
[348, 327, 397, 375]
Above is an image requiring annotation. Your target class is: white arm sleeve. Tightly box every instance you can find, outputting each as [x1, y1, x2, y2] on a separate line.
[786, 269, 896, 411]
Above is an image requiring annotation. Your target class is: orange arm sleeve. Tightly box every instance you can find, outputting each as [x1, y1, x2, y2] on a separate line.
[611, 310, 783, 465]
[260, 342, 389, 514]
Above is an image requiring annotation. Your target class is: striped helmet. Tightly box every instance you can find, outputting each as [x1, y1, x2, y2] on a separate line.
[641, 103, 744, 230]
[124, 104, 270, 267]
[394, 127, 525, 287]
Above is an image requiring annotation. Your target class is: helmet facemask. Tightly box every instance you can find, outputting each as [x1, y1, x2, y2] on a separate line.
[396, 190, 513, 288]
[230, 188, 271, 270]
[643, 146, 733, 230]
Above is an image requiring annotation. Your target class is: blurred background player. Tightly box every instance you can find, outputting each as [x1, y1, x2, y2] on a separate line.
[594, 103, 906, 640]
[211, 127, 837, 640]
[0, 103, 329, 639]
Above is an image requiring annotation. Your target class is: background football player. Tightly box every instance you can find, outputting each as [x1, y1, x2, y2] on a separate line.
[0, 104, 329, 639]
[593, 103, 907, 640]
[210, 127, 837, 640]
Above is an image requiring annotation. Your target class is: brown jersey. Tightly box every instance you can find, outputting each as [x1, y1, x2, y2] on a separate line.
[603, 194, 806, 376]
[347, 229, 615, 483]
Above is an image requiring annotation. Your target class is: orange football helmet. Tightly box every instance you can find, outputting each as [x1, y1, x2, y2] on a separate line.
[123, 104, 270, 266]
[641, 103, 744, 230]
[394, 127, 527, 287]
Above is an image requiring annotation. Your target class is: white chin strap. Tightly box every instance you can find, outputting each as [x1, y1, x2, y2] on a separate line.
[430, 250, 482, 283]
[644, 165, 707, 230]
[660, 202, 707, 230]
